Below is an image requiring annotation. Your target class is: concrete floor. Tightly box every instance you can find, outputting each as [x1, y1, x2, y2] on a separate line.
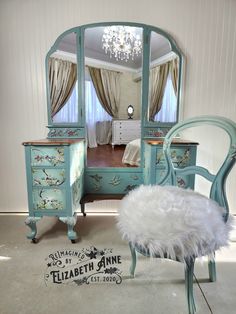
[0, 213, 236, 314]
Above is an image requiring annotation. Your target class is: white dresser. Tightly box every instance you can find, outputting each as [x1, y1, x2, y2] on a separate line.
[112, 119, 141, 147]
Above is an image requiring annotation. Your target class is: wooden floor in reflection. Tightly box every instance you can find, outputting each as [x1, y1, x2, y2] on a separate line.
[87, 144, 137, 168]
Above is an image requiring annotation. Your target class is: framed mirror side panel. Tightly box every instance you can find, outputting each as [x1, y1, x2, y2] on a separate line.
[143, 28, 183, 139]
[46, 29, 85, 138]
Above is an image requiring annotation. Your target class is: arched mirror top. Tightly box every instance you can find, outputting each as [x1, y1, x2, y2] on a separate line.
[46, 22, 183, 132]
[46, 22, 182, 58]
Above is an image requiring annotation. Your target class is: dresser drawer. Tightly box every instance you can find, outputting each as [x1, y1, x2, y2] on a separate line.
[32, 188, 66, 210]
[112, 119, 141, 146]
[31, 147, 65, 166]
[156, 169, 190, 188]
[32, 168, 66, 187]
[156, 147, 191, 168]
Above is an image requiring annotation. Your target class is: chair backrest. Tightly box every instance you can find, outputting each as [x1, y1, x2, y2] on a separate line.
[160, 115, 236, 222]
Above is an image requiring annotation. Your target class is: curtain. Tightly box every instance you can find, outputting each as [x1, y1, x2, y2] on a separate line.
[170, 58, 179, 95]
[149, 62, 170, 121]
[52, 83, 78, 123]
[88, 66, 120, 118]
[85, 81, 112, 148]
[96, 121, 112, 145]
[100, 68, 120, 118]
[49, 57, 77, 117]
[154, 73, 177, 123]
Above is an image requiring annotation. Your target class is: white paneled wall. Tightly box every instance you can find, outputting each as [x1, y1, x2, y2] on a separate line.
[0, 0, 236, 212]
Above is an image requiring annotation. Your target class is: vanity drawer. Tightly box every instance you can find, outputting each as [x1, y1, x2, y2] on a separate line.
[32, 168, 66, 187]
[156, 169, 192, 188]
[156, 147, 192, 168]
[32, 188, 66, 210]
[31, 146, 65, 166]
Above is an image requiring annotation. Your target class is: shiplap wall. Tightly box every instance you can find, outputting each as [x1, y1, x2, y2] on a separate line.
[0, 0, 236, 212]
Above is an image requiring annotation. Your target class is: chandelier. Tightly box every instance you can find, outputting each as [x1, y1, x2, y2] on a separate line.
[102, 26, 142, 62]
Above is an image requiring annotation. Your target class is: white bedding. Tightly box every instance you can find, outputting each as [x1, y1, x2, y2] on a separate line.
[122, 139, 140, 166]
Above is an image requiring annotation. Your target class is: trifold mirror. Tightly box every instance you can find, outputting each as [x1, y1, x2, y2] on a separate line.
[46, 22, 183, 168]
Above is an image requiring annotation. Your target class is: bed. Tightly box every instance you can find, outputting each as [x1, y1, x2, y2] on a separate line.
[122, 139, 141, 166]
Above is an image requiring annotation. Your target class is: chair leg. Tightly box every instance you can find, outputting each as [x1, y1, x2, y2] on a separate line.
[185, 257, 196, 314]
[208, 253, 216, 282]
[129, 242, 137, 277]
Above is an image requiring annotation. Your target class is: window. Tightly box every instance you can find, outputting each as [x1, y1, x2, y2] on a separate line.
[154, 73, 177, 123]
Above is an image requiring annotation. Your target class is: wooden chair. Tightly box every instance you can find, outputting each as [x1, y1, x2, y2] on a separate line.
[117, 116, 236, 314]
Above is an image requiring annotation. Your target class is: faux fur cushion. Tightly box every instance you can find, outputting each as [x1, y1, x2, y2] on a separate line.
[117, 185, 232, 261]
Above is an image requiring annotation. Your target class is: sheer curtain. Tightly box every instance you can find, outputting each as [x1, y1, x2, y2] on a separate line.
[53, 83, 78, 123]
[154, 73, 177, 122]
[85, 80, 112, 148]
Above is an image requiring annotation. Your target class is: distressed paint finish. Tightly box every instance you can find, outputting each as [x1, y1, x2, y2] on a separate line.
[84, 168, 143, 194]
[32, 168, 66, 187]
[31, 147, 65, 166]
[142, 127, 171, 138]
[47, 127, 85, 138]
[32, 188, 66, 210]
[23, 139, 85, 241]
[143, 141, 197, 189]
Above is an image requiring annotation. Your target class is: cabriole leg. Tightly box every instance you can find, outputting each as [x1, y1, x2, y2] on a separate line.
[185, 257, 196, 314]
[208, 253, 216, 282]
[25, 216, 41, 242]
[129, 242, 137, 278]
[59, 214, 78, 242]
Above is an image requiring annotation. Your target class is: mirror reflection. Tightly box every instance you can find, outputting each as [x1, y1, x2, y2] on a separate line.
[84, 26, 143, 168]
[46, 24, 183, 169]
[49, 32, 79, 124]
[148, 31, 179, 123]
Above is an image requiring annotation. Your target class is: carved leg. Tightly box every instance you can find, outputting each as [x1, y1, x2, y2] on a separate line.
[59, 214, 78, 242]
[208, 253, 216, 282]
[129, 242, 137, 278]
[25, 216, 41, 242]
[185, 257, 196, 314]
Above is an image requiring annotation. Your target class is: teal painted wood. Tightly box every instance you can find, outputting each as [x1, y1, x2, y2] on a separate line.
[70, 142, 85, 211]
[143, 141, 197, 189]
[45, 22, 183, 150]
[128, 116, 236, 314]
[129, 242, 137, 278]
[23, 140, 85, 241]
[45, 21, 184, 187]
[47, 127, 85, 138]
[185, 258, 196, 314]
[161, 115, 236, 222]
[84, 168, 143, 194]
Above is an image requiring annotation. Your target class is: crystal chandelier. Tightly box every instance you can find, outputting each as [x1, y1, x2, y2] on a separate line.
[102, 26, 142, 62]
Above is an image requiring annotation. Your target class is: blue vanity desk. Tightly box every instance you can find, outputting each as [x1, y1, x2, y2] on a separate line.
[22, 138, 85, 243]
[143, 139, 198, 188]
[27, 21, 189, 242]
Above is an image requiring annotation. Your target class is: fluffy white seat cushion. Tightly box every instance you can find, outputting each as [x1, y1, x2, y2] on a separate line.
[117, 185, 232, 261]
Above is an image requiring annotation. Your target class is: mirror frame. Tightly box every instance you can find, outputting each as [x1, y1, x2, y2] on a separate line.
[45, 22, 183, 135]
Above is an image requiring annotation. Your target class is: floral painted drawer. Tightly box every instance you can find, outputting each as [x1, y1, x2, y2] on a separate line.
[156, 147, 191, 168]
[31, 147, 65, 167]
[143, 140, 198, 188]
[32, 168, 66, 187]
[23, 139, 85, 242]
[32, 188, 66, 210]
[155, 169, 191, 189]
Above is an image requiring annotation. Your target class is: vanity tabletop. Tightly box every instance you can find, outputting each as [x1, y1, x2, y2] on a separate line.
[146, 139, 199, 146]
[22, 138, 84, 146]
